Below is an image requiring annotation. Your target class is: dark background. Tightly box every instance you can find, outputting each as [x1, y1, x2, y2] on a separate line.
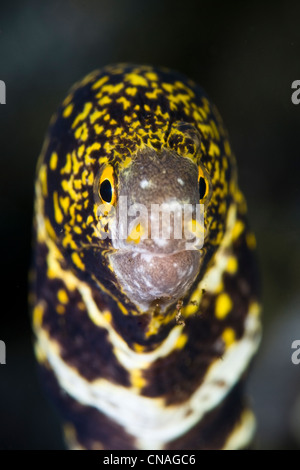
[0, 0, 299, 449]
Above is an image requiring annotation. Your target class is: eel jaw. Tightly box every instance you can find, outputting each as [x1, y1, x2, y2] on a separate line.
[109, 249, 201, 312]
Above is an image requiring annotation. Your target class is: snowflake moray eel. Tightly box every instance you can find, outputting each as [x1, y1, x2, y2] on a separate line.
[30, 64, 261, 450]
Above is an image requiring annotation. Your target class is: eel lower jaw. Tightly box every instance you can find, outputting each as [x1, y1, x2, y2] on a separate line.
[109, 248, 202, 312]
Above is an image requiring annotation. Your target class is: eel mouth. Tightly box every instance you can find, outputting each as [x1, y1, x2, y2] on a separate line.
[109, 248, 201, 311]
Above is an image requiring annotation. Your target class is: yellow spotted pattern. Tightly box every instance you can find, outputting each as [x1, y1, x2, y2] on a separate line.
[31, 64, 262, 451]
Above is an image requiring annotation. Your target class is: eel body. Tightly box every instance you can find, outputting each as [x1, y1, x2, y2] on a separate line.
[31, 64, 261, 450]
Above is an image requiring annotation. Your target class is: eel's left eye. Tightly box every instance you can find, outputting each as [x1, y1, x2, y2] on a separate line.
[199, 177, 207, 200]
[99, 165, 116, 205]
[198, 166, 209, 201]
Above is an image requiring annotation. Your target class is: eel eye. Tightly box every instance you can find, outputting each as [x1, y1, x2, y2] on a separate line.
[99, 165, 116, 205]
[199, 177, 207, 200]
[100, 179, 112, 203]
[198, 166, 209, 201]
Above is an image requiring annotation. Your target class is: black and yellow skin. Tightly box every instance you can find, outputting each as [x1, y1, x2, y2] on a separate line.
[30, 64, 261, 450]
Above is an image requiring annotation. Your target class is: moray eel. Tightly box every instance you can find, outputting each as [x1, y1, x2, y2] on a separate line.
[30, 64, 262, 450]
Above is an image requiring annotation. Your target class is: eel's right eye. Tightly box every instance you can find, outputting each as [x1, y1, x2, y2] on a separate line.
[100, 179, 112, 203]
[99, 165, 116, 205]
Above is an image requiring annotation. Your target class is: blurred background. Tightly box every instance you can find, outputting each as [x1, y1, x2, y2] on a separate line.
[0, 0, 299, 449]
